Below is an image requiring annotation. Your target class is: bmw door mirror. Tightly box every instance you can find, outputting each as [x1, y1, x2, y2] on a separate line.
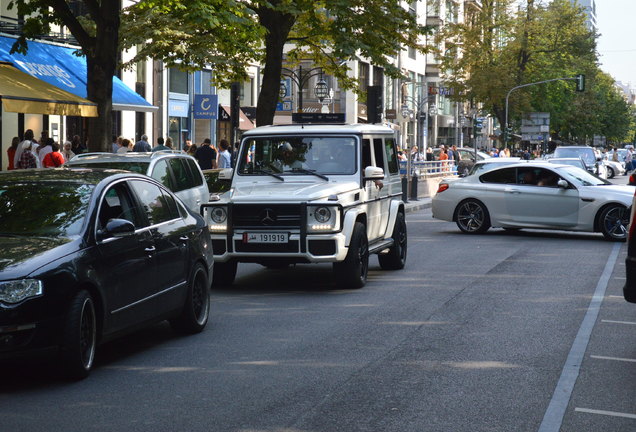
[557, 179, 569, 189]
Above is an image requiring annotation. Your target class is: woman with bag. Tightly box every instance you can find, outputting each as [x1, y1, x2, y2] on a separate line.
[42, 141, 65, 168]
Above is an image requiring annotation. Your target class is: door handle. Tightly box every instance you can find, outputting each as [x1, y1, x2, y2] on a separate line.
[504, 188, 521, 194]
[179, 236, 189, 242]
[144, 246, 156, 253]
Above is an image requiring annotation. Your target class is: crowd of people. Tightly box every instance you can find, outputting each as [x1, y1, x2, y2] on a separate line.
[7, 129, 238, 171]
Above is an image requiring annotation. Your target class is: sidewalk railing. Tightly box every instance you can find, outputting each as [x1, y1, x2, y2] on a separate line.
[399, 160, 458, 178]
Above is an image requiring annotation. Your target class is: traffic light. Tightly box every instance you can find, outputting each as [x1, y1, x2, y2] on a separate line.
[575, 74, 585, 92]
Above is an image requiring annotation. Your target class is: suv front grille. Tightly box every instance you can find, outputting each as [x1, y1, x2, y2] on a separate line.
[232, 204, 302, 229]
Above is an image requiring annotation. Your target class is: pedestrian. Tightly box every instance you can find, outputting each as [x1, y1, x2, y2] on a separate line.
[626, 147, 634, 172]
[112, 135, 120, 153]
[165, 137, 174, 149]
[117, 138, 132, 154]
[42, 141, 65, 168]
[218, 139, 232, 168]
[61, 141, 75, 162]
[152, 136, 170, 152]
[38, 137, 53, 167]
[16, 140, 37, 169]
[426, 147, 434, 161]
[14, 129, 35, 168]
[194, 138, 217, 169]
[187, 143, 197, 156]
[133, 134, 151, 152]
[70, 135, 86, 155]
[6, 136, 19, 170]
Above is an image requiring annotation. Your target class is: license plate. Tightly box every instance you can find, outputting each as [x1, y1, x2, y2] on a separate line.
[243, 232, 289, 244]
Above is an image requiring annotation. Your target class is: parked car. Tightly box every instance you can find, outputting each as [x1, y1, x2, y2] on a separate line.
[547, 157, 587, 171]
[432, 147, 491, 175]
[466, 157, 521, 176]
[0, 168, 213, 378]
[432, 161, 632, 241]
[603, 159, 626, 178]
[204, 123, 407, 289]
[66, 151, 209, 213]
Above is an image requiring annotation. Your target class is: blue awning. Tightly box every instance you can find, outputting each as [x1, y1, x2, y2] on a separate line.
[0, 36, 157, 112]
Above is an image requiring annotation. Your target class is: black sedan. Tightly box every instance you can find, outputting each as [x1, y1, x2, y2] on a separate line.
[0, 168, 213, 379]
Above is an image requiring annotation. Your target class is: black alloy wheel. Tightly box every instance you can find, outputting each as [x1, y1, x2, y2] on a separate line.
[455, 199, 491, 234]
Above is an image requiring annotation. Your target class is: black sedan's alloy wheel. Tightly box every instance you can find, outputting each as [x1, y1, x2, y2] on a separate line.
[170, 263, 210, 334]
[60, 290, 97, 380]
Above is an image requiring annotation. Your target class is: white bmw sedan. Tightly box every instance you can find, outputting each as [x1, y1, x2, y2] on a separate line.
[432, 161, 634, 241]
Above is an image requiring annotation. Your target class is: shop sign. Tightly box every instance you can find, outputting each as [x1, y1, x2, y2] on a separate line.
[193, 94, 218, 119]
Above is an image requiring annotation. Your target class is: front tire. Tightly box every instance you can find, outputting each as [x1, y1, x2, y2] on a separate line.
[455, 199, 491, 234]
[599, 204, 629, 242]
[212, 260, 238, 287]
[60, 290, 97, 380]
[607, 166, 615, 178]
[378, 211, 407, 270]
[170, 263, 210, 334]
[334, 222, 369, 289]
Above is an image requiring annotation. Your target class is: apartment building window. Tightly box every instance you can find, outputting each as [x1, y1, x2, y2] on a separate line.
[169, 68, 189, 94]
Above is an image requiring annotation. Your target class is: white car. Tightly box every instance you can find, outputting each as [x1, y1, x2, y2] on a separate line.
[603, 159, 626, 178]
[432, 161, 633, 241]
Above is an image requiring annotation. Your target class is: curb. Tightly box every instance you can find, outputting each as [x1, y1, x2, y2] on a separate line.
[405, 198, 432, 213]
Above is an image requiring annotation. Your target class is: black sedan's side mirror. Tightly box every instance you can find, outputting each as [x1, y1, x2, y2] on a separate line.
[102, 218, 136, 238]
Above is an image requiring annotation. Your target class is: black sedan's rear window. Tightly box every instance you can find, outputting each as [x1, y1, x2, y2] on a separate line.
[0, 183, 94, 236]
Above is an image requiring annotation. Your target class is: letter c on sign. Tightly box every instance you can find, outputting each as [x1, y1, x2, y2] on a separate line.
[200, 98, 211, 111]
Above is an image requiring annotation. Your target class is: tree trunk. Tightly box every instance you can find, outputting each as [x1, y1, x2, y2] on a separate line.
[85, 0, 120, 152]
[255, 7, 295, 127]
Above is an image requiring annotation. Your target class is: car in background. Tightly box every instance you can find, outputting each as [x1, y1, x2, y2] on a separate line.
[432, 147, 491, 176]
[0, 168, 213, 378]
[603, 158, 626, 178]
[547, 157, 587, 171]
[432, 161, 632, 241]
[67, 151, 209, 213]
[466, 157, 521, 176]
[553, 145, 606, 178]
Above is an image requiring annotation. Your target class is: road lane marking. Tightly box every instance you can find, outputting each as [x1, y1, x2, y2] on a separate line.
[591, 355, 636, 363]
[575, 408, 636, 419]
[601, 319, 636, 325]
[538, 242, 621, 432]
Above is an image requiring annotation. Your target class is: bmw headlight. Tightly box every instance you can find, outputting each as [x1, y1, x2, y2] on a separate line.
[307, 205, 340, 232]
[208, 206, 228, 232]
[0, 279, 43, 304]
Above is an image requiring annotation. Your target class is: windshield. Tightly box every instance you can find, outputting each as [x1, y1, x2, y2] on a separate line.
[0, 182, 94, 236]
[557, 165, 610, 186]
[237, 136, 357, 176]
[554, 148, 596, 166]
[67, 161, 149, 175]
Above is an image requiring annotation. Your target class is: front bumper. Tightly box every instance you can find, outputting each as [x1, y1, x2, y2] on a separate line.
[211, 231, 349, 264]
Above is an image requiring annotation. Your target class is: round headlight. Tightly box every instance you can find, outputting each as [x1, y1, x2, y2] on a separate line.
[314, 207, 331, 223]
[210, 207, 227, 223]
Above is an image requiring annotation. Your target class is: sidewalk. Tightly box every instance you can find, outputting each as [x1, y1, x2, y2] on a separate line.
[404, 196, 432, 213]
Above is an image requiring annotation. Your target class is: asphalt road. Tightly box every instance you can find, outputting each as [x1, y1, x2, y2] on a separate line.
[2, 205, 636, 432]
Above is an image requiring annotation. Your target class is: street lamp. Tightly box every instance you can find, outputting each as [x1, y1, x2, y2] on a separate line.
[279, 81, 287, 99]
[315, 78, 329, 102]
[281, 65, 326, 113]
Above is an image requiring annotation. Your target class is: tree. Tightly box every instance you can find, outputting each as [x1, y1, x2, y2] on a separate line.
[9, 0, 120, 152]
[123, 0, 429, 126]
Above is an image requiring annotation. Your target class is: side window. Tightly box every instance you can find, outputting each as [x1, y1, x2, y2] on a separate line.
[186, 158, 204, 187]
[517, 167, 558, 186]
[150, 160, 175, 190]
[480, 167, 516, 184]
[98, 183, 144, 234]
[373, 138, 386, 170]
[384, 138, 399, 174]
[129, 180, 178, 225]
[168, 158, 192, 192]
[361, 138, 372, 169]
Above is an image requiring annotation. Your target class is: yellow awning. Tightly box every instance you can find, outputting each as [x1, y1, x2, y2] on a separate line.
[0, 62, 97, 117]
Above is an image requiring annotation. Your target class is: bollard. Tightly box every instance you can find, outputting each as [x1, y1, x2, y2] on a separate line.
[401, 176, 408, 202]
[410, 174, 419, 201]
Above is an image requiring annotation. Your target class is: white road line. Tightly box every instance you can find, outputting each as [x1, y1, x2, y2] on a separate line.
[601, 319, 636, 325]
[608, 295, 624, 299]
[538, 243, 621, 432]
[575, 408, 636, 420]
[591, 355, 636, 363]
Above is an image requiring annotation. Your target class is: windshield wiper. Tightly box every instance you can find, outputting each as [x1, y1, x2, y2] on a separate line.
[290, 168, 329, 181]
[252, 169, 284, 181]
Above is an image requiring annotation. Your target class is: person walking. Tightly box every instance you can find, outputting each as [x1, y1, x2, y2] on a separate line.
[14, 129, 35, 168]
[37, 137, 53, 167]
[218, 139, 232, 168]
[133, 134, 151, 152]
[117, 138, 132, 154]
[16, 141, 37, 169]
[194, 138, 217, 169]
[70, 135, 86, 155]
[152, 137, 170, 152]
[42, 141, 65, 168]
[61, 141, 75, 162]
[6, 136, 19, 170]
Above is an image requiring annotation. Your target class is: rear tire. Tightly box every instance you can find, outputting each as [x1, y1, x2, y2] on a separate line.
[607, 166, 615, 178]
[599, 204, 628, 242]
[170, 263, 210, 334]
[334, 222, 369, 289]
[60, 290, 97, 380]
[212, 261, 238, 286]
[455, 199, 491, 234]
[378, 211, 407, 270]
